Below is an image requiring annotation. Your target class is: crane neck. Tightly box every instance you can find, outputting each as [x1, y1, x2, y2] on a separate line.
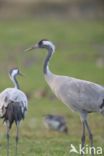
[11, 75, 20, 89]
[43, 47, 53, 75]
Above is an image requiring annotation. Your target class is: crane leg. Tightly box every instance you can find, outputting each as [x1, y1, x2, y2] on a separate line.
[84, 120, 94, 156]
[15, 122, 19, 156]
[81, 121, 86, 156]
[6, 121, 10, 156]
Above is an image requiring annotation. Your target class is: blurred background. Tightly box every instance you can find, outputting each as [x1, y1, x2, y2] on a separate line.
[0, 0, 104, 19]
[0, 0, 104, 156]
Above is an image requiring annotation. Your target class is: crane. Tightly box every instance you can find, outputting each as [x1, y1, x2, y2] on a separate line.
[25, 39, 104, 156]
[43, 114, 68, 133]
[0, 68, 28, 156]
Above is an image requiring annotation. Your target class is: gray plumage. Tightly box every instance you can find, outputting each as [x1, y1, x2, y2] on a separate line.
[0, 68, 28, 156]
[25, 39, 104, 156]
[43, 114, 68, 133]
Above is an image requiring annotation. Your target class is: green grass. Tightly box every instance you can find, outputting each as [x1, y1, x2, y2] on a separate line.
[0, 18, 104, 156]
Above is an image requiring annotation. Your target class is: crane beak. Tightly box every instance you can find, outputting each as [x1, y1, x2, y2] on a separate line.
[24, 44, 39, 52]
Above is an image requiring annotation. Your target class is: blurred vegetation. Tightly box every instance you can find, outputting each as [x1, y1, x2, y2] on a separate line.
[0, 0, 104, 156]
[0, 0, 104, 19]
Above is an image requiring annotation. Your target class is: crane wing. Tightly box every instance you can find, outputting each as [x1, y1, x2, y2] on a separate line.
[0, 88, 28, 117]
[50, 76, 104, 113]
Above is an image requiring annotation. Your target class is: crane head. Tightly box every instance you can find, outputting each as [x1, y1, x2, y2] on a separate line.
[25, 39, 55, 53]
[9, 68, 23, 78]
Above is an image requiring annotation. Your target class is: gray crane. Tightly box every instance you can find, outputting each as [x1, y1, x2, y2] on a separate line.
[25, 39, 104, 156]
[0, 68, 28, 156]
[43, 114, 68, 133]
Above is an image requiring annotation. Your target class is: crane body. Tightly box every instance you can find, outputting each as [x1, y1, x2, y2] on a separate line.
[45, 75, 104, 115]
[0, 68, 28, 156]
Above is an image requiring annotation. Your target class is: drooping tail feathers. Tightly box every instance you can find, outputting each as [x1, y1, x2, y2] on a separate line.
[3, 101, 25, 129]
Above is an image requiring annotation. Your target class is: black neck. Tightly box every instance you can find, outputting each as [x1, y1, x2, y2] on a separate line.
[43, 47, 53, 75]
[14, 76, 20, 89]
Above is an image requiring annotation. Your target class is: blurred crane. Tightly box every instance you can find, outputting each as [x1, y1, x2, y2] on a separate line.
[0, 68, 28, 156]
[25, 39, 104, 156]
[43, 114, 68, 133]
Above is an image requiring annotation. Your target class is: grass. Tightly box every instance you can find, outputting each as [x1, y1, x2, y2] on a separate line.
[0, 18, 104, 156]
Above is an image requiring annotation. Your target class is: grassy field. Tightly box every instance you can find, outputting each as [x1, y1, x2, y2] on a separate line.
[0, 18, 104, 156]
